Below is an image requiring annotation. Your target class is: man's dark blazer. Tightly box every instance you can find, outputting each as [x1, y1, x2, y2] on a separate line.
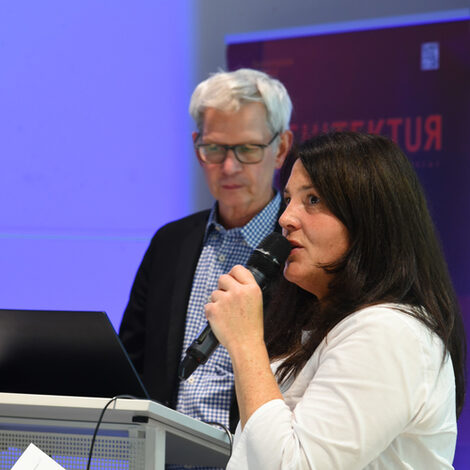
[119, 204, 283, 432]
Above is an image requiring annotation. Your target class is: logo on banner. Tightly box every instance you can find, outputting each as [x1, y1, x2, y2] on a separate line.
[421, 42, 440, 71]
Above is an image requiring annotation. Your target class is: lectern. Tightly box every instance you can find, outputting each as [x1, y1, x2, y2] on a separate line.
[0, 393, 231, 469]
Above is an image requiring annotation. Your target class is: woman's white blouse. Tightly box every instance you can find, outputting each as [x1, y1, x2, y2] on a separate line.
[227, 304, 456, 469]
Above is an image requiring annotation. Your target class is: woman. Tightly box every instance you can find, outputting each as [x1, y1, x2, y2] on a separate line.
[205, 131, 466, 469]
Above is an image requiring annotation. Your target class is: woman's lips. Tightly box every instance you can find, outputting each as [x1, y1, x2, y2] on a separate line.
[288, 239, 303, 252]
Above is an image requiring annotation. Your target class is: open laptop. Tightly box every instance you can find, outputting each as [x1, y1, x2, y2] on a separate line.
[0, 309, 149, 399]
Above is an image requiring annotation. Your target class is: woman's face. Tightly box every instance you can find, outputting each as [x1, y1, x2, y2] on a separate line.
[279, 159, 349, 299]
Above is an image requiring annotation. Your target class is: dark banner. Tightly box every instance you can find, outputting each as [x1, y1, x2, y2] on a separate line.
[228, 18, 470, 464]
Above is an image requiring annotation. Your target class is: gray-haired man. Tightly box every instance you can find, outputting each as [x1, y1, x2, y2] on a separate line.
[119, 68, 293, 431]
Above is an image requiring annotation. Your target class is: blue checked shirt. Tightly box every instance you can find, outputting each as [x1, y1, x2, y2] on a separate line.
[176, 192, 281, 430]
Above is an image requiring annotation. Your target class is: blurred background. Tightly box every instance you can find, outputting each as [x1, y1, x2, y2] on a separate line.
[1, 0, 469, 464]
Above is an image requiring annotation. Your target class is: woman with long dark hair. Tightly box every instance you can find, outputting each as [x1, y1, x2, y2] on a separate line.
[205, 131, 466, 469]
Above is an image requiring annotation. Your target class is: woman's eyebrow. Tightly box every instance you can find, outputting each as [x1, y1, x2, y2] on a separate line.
[284, 184, 315, 194]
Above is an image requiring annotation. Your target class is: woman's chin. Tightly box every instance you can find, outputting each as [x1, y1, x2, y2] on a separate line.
[284, 266, 319, 296]
[283, 264, 301, 285]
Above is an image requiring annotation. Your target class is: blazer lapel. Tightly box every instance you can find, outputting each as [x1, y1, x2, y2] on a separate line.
[165, 212, 208, 399]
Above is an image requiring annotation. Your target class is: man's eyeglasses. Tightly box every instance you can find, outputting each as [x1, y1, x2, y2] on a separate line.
[195, 132, 279, 164]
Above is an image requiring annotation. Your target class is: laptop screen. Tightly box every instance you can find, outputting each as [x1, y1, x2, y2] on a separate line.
[0, 309, 149, 399]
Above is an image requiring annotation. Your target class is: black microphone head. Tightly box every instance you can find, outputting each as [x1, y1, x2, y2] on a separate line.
[246, 233, 291, 288]
[255, 232, 292, 264]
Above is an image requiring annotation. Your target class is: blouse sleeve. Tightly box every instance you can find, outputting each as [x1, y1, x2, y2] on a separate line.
[227, 306, 454, 470]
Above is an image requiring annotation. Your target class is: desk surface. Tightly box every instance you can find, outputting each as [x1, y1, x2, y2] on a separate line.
[0, 393, 232, 467]
[0, 392, 231, 451]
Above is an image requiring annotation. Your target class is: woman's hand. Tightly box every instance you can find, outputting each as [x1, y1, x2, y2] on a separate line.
[205, 265, 264, 356]
[206, 265, 283, 428]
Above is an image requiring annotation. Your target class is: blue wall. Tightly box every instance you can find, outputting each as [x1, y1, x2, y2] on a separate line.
[0, 2, 196, 329]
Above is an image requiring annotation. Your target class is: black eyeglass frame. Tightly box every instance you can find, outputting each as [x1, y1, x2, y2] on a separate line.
[194, 132, 280, 164]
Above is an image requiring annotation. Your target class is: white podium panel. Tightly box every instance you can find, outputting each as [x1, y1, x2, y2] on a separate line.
[0, 393, 231, 469]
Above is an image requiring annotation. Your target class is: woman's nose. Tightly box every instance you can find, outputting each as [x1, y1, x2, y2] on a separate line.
[279, 204, 299, 232]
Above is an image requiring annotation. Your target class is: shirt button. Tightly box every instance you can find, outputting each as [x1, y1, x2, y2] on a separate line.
[188, 377, 195, 384]
[218, 254, 226, 262]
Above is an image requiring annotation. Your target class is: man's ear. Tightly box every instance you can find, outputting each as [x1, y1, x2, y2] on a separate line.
[275, 130, 294, 169]
[192, 131, 203, 165]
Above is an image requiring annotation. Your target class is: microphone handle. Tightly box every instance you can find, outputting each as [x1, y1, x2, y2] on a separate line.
[178, 325, 218, 380]
[178, 266, 268, 380]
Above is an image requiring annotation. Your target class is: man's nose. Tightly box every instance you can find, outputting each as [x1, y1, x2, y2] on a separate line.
[221, 149, 243, 174]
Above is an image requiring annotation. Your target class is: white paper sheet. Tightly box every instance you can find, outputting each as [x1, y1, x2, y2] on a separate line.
[11, 443, 66, 470]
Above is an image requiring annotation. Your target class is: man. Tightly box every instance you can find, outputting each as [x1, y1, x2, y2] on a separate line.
[119, 68, 293, 432]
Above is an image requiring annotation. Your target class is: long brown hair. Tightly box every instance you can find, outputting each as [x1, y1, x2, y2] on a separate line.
[265, 131, 466, 416]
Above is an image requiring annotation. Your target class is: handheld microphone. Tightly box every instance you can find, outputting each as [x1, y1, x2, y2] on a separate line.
[178, 232, 292, 381]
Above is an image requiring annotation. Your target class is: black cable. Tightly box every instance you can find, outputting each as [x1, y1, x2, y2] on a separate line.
[86, 397, 233, 469]
[86, 394, 137, 470]
[203, 421, 233, 457]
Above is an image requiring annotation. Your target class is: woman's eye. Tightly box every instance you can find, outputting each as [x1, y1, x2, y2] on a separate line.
[283, 196, 291, 205]
[308, 195, 320, 205]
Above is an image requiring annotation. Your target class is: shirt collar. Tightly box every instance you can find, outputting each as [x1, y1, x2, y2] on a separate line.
[205, 191, 281, 249]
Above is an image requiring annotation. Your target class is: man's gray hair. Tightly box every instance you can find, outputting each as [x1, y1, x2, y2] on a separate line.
[189, 68, 292, 134]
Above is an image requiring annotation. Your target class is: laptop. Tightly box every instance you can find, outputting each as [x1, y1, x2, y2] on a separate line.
[0, 309, 149, 399]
